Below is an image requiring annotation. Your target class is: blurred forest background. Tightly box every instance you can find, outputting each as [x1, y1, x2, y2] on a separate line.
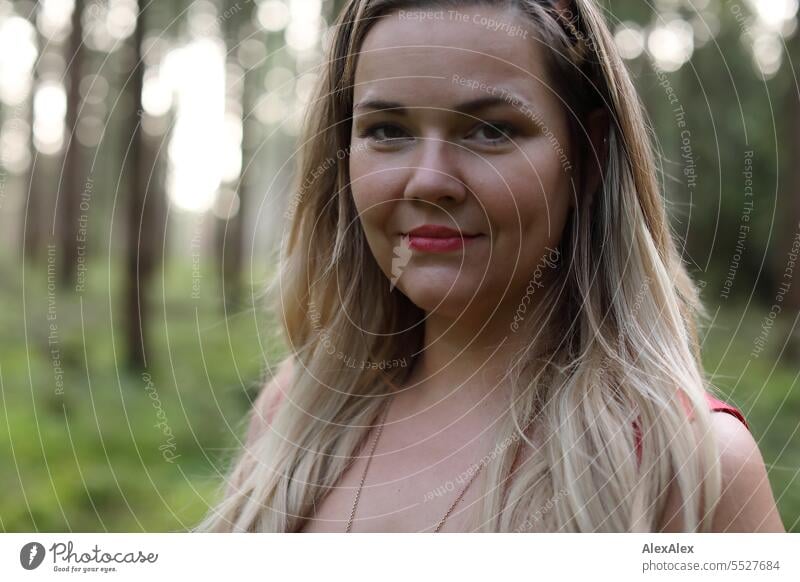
[0, 0, 798, 531]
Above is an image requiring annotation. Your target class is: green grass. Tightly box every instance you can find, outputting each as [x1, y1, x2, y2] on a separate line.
[0, 258, 797, 531]
[700, 301, 800, 531]
[0, 257, 283, 531]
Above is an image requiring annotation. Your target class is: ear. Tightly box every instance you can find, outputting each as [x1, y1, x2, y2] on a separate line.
[576, 107, 609, 210]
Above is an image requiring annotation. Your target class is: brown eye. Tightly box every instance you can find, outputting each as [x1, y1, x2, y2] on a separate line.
[468, 121, 516, 144]
[360, 123, 411, 143]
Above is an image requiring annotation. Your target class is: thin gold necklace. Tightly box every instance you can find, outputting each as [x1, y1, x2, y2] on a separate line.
[344, 399, 491, 533]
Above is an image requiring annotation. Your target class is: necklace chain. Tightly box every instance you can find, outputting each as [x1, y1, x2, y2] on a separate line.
[345, 398, 491, 533]
[345, 403, 388, 533]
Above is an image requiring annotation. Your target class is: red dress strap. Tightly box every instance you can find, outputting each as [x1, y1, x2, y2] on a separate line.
[633, 392, 749, 465]
[703, 392, 749, 430]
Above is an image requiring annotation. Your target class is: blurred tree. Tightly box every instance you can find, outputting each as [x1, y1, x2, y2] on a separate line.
[122, 0, 165, 370]
[58, 0, 86, 286]
[22, 0, 46, 261]
[216, 1, 255, 311]
[778, 29, 800, 361]
[331, 0, 349, 20]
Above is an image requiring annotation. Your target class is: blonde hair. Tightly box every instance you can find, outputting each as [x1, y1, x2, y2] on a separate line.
[197, 0, 722, 532]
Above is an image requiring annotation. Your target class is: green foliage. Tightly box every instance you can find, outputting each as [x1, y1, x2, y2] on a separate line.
[701, 303, 800, 531]
[0, 258, 280, 531]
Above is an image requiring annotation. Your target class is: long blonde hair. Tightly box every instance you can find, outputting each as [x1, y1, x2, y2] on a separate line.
[197, 0, 722, 532]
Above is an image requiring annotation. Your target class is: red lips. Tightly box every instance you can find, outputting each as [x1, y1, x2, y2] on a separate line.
[405, 225, 480, 238]
[403, 224, 482, 252]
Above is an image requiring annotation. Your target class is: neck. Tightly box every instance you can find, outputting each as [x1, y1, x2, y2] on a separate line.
[402, 282, 553, 414]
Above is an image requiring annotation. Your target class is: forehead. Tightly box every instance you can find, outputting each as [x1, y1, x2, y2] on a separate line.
[353, 6, 552, 107]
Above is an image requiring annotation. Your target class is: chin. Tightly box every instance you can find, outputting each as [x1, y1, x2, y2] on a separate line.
[395, 275, 485, 318]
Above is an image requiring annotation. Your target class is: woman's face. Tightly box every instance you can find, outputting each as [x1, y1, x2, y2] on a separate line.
[349, 5, 574, 323]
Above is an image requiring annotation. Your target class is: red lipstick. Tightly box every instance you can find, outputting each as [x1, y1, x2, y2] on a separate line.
[404, 225, 482, 253]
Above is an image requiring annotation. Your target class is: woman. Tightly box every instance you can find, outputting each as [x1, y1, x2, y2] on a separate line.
[198, 0, 785, 532]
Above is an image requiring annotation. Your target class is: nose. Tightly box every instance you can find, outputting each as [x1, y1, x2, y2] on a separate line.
[402, 137, 467, 206]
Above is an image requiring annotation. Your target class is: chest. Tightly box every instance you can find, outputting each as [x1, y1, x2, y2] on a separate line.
[299, 417, 502, 532]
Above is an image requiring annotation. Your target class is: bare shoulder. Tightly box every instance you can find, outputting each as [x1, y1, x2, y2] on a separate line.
[245, 356, 295, 446]
[659, 412, 785, 532]
[708, 412, 784, 531]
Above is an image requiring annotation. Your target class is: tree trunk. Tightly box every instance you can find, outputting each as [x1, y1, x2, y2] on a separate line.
[216, 2, 254, 311]
[778, 32, 800, 361]
[22, 0, 45, 262]
[58, 0, 84, 286]
[123, 0, 161, 370]
[330, 0, 349, 20]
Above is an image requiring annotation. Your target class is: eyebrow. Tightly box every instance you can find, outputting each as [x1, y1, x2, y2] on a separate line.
[353, 94, 535, 116]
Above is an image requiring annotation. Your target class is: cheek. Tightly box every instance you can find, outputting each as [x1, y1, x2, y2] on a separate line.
[349, 149, 399, 225]
[474, 148, 572, 244]
[349, 151, 403, 275]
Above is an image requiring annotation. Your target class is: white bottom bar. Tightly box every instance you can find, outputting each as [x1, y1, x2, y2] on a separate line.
[1, 533, 797, 581]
